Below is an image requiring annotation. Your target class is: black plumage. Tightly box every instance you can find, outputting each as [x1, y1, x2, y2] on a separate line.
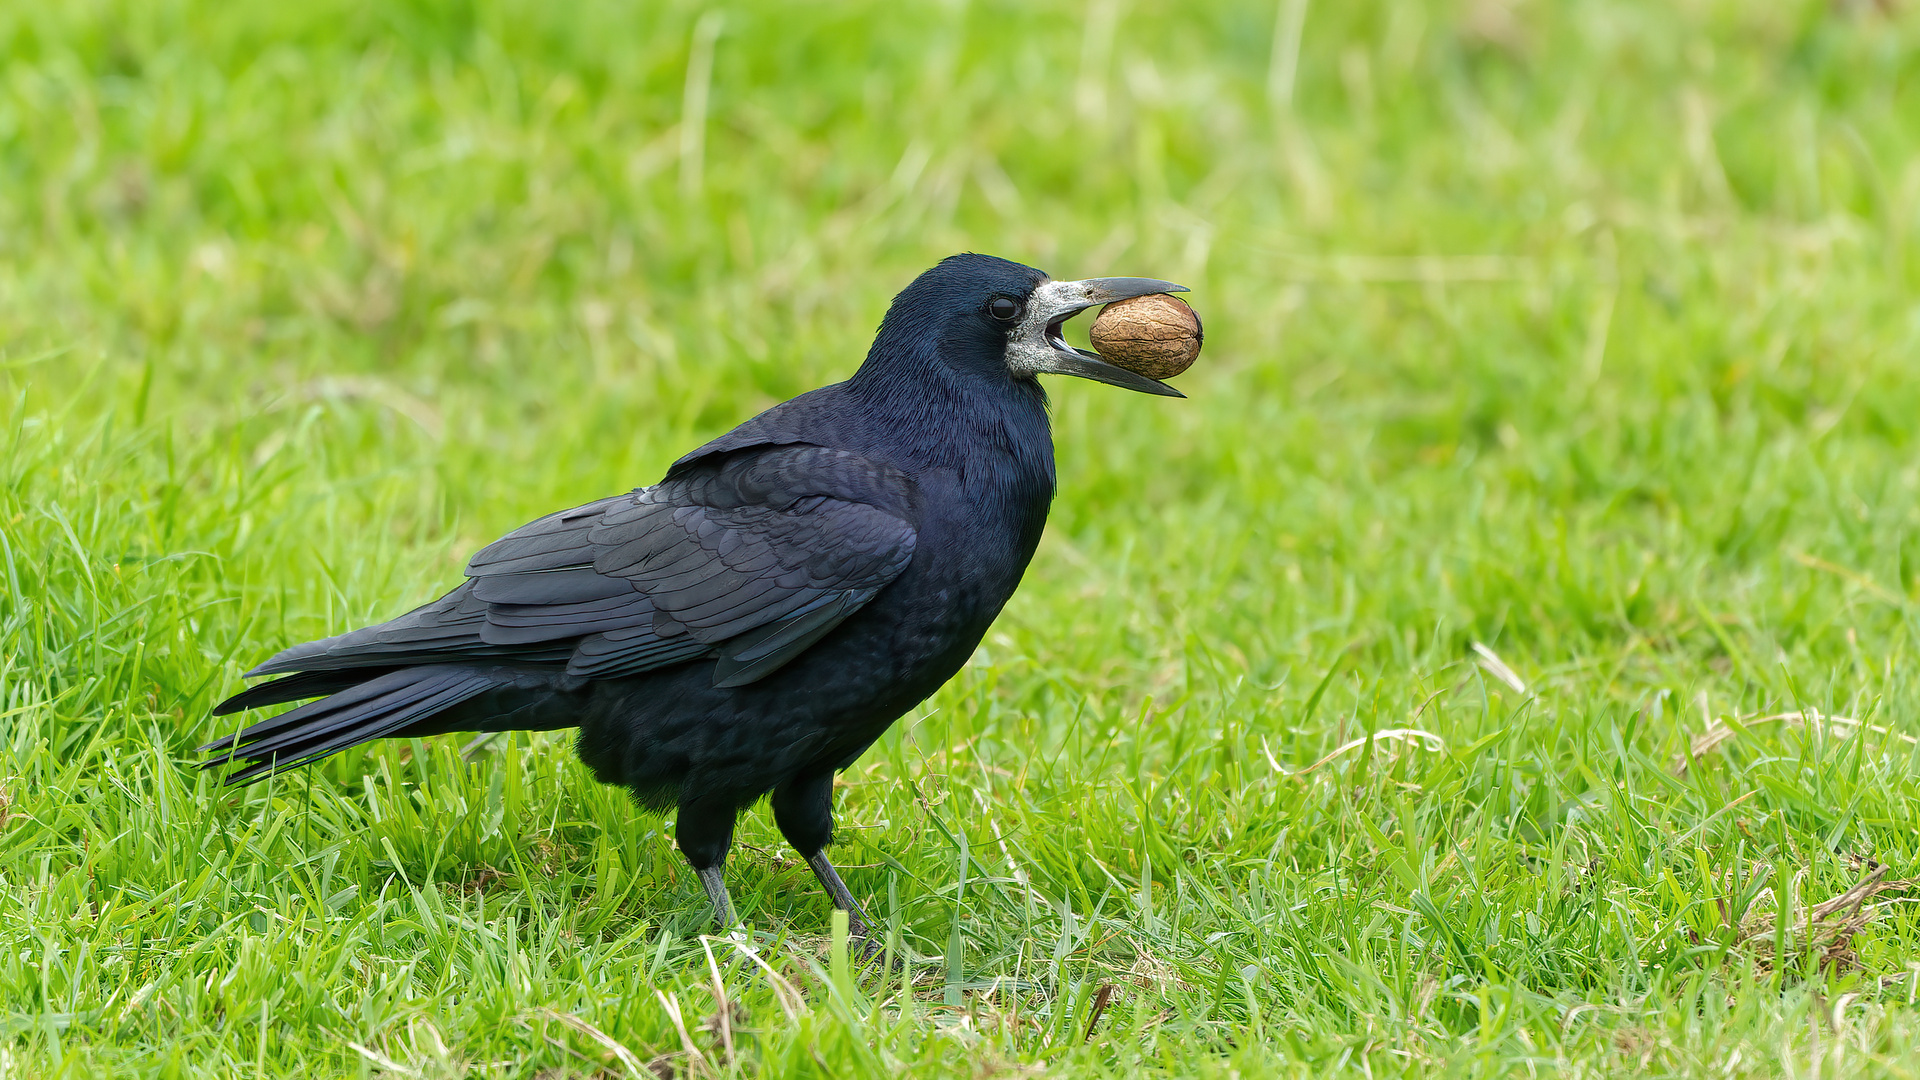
[205, 254, 1187, 936]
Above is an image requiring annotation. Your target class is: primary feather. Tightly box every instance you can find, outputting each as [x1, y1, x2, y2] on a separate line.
[207, 444, 919, 777]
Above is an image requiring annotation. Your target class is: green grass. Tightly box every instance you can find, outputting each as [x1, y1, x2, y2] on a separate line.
[5, 0, 1920, 1075]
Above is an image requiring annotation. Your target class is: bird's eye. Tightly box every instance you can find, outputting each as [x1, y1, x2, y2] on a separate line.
[987, 297, 1023, 322]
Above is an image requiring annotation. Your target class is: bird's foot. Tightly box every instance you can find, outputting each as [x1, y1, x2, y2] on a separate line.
[721, 926, 761, 958]
[845, 925, 907, 972]
[802, 850, 903, 971]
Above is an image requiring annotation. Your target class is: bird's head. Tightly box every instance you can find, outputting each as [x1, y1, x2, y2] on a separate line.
[859, 253, 1188, 399]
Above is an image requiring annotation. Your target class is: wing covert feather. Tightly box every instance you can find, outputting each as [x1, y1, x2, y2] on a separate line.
[245, 446, 915, 688]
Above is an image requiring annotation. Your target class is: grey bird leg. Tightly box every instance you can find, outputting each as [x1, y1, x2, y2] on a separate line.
[773, 770, 890, 963]
[698, 864, 738, 927]
[676, 794, 742, 929]
[806, 850, 874, 938]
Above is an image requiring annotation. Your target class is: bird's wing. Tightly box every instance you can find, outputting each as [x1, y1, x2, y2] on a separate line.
[243, 447, 917, 689]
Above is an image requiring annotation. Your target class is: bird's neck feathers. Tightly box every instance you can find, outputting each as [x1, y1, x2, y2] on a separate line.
[846, 326, 1056, 478]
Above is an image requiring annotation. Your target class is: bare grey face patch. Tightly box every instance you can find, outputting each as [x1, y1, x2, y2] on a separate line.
[1002, 277, 1190, 397]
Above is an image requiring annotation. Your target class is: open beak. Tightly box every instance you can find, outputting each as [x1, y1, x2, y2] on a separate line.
[1007, 277, 1189, 398]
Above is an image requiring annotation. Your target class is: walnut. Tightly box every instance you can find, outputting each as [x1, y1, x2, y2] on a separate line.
[1088, 294, 1203, 380]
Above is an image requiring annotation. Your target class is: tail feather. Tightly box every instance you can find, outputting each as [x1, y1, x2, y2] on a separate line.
[201, 667, 430, 754]
[221, 676, 493, 784]
[216, 669, 485, 761]
[204, 667, 501, 785]
[211, 669, 397, 717]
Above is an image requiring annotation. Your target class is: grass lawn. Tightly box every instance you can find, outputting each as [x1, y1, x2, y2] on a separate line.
[6, 0, 1920, 1075]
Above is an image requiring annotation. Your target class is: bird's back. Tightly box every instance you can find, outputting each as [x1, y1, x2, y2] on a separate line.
[206, 376, 1056, 800]
[570, 378, 1060, 806]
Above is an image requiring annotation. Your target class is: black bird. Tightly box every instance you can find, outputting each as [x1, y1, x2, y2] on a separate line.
[205, 254, 1186, 938]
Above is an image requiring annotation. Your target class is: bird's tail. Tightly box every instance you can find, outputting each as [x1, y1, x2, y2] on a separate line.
[201, 666, 528, 785]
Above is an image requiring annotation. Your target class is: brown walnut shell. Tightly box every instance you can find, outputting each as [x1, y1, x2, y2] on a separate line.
[1088, 294, 1203, 380]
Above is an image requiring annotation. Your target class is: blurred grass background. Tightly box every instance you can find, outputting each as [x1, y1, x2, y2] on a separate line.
[4, 0, 1920, 1076]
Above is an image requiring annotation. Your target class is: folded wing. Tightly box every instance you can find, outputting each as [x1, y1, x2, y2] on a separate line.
[234, 446, 918, 695]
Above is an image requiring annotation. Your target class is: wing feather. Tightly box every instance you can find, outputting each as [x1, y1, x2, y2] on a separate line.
[230, 445, 917, 694]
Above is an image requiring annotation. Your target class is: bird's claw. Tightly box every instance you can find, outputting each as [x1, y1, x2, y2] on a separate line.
[722, 926, 761, 958]
[848, 928, 905, 973]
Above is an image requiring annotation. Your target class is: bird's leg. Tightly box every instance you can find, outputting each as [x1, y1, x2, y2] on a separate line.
[675, 796, 742, 930]
[772, 771, 885, 959]
[698, 865, 737, 928]
[804, 849, 874, 939]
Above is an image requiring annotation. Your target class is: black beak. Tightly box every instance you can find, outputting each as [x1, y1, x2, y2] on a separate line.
[1008, 277, 1190, 398]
